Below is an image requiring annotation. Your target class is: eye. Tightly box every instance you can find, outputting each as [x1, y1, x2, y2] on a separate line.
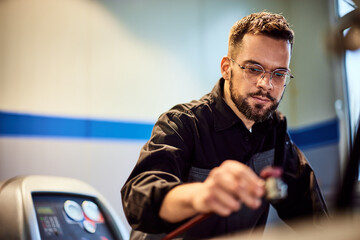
[273, 70, 288, 78]
[274, 72, 285, 77]
[247, 66, 263, 74]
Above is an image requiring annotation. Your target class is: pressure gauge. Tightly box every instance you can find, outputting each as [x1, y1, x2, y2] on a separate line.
[83, 219, 96, 233]
[64, 200, 84, 221]
[82, 200, 101, 222]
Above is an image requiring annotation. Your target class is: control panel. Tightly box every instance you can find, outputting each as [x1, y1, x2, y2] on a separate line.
[0, 175, 128, 240]
[33, 194, 116, 240]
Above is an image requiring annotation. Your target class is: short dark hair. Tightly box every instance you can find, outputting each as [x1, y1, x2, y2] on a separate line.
[228, 11, 294, 58]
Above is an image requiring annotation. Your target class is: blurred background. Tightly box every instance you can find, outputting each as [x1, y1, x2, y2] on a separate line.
[0, 0, 359, 235]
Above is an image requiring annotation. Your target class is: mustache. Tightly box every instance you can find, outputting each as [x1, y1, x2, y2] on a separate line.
[248, 90, 276, 102]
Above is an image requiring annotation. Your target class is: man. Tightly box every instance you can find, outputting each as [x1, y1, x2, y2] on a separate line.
[121, 11, 328, 239]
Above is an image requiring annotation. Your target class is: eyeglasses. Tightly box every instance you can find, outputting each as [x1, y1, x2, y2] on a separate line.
[230, 58, 294, 88]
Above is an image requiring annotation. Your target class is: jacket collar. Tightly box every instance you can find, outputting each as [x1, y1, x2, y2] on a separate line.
[210, 78, 243, 132]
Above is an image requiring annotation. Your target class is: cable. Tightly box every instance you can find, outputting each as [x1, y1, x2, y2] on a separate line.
[161, 213, 212, 240]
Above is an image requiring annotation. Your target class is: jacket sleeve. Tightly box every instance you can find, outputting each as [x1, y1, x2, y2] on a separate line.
[121, 110, 195, 233]
[273, 141, 329, 226]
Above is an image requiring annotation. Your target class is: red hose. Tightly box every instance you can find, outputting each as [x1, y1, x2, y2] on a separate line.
[161, 213, 212, 240]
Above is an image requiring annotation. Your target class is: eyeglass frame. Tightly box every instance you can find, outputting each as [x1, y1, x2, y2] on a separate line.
[229, 58, 294, 88]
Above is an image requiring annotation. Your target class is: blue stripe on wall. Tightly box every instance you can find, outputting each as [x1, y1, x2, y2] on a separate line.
[0, 111, 339, 148]
[0, 111, 153, 140]
[289, 119, 339, 149]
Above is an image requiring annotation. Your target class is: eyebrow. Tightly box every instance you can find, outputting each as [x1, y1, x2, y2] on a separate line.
[243, 59, 290, 71]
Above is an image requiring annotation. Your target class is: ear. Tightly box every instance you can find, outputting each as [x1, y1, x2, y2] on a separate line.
[220, 57, 231, 80]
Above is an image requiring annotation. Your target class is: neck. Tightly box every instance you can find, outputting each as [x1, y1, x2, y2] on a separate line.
[223, 80, 255, 130]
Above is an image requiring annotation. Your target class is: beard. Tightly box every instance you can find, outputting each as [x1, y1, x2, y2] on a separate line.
[229, 76, 281, 123]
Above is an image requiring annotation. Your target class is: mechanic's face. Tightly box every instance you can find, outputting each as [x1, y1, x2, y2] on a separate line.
[225, 34, 291, 122]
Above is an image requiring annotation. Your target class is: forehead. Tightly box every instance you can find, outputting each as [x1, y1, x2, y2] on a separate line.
[236, 34, 291, 69]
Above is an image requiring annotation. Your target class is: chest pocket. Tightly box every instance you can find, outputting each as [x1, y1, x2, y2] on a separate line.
[187, 166, 211, 182]
[247, 148, 275, 175]
[187, 149, 275, 182]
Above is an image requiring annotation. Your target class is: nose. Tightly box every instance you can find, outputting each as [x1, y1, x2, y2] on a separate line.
[256, 72, 273, 90]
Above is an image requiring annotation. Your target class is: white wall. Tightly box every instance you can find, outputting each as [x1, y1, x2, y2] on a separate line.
[0, 0, 339, 235]
[281, 0, 337, 127]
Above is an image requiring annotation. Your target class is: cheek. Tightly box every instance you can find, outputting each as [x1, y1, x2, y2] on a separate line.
[273, 89, 284, 102]
[231, 78, 249, 95]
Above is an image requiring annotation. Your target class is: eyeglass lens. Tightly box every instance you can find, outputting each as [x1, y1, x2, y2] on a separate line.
[244, 64, 290, 87]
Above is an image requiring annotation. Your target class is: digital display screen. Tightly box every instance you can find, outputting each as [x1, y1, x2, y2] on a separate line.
[32, 193, 120, 240]
[36, 206, 55, 215]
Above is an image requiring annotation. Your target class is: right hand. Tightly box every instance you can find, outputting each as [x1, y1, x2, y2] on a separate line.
[191, 160, 265, 217]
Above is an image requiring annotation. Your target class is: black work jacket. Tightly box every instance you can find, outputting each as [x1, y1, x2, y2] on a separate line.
[121, 78, 328, 239]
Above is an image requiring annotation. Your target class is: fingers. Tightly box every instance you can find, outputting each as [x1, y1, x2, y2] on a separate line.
[260, 166, 283, 179]
[225, 160, 265, 193]
[204, 183, 242, 216]
[193, 160, 266, 216]
[236, 179, 263, 209]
